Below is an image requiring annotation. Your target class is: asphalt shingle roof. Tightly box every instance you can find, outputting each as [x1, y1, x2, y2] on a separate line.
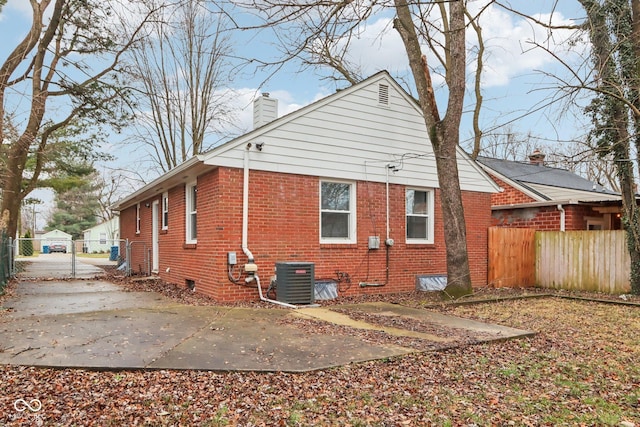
[476, 156, 618, 196]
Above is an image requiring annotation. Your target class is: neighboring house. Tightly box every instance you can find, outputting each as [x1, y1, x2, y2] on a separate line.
[82, 217, 120, 253]
[477, 152, 623, 231]
[41, 229, 72, 253]
[112, 72, 500, 303]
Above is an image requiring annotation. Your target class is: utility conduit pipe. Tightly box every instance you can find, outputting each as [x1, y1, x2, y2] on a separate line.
[360, 164, 395, 288]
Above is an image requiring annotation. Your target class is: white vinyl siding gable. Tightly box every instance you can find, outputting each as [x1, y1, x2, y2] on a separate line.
[201, 73, 498, 195]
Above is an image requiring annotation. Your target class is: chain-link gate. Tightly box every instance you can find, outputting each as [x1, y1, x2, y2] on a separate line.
[127, 240, 151, 276]
[0, 232, 11, 292]
[12, 238, 132, 280]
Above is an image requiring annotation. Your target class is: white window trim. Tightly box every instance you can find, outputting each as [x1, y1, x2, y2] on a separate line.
[185, 181, 197, 244]
[161, 192, 169, 230]
[319, 179, 357, 244]
[406, 188, 434, 244]
[136, 203, 141, 235]
[586, 216, 605, 230]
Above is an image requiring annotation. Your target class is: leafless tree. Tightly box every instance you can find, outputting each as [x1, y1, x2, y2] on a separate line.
[0, 0, 159, 239]
[227, 0, 477, 297]
[125, 0, 238, 174]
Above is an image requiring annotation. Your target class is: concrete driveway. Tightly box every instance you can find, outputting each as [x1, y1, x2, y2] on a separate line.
[0, 278, 533, 372]
[15, 253, 110, 279]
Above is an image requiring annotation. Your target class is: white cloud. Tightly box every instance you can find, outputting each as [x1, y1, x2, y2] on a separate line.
[475, 6, 586, 88]
[326, 3, 586, 90]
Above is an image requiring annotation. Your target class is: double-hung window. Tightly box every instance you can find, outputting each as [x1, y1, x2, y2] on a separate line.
[136, 203, 141, 234]
[406, 188, 434, 244]
[320, 180, 355, 243]
[162, 192, 169, 230]
[186, 182, 197, 243]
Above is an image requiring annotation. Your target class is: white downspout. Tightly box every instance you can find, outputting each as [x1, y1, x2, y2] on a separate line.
[242, 146, 254, 262]
[557, 204, 565, 232]
[242, 144, 297, 309]
[386, 166, 390, 242]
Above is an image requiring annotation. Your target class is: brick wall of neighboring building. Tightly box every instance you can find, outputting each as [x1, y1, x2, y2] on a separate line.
[491, 204, 609, 231]
[121, 167, 492, 302]
[489, 175, 538, 206]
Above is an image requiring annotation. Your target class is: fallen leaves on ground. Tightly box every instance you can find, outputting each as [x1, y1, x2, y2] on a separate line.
[1, 278, 639, 426]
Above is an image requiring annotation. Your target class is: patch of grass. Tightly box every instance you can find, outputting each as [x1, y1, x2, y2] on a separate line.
[76, 253, 110, 258]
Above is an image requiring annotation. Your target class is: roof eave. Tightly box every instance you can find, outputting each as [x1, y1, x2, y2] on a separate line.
[111, 155, 207, 212]
[492, 198, 622, 210]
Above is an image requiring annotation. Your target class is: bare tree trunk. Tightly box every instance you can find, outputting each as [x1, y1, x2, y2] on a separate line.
[394, 0, 472, 298]
[579, 0, 640, 294]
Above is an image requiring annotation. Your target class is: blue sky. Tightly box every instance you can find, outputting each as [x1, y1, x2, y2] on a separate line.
[1, 0, 589, 225]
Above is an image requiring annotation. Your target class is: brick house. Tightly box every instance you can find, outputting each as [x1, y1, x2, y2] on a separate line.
[112, 72, 499, 304]
[477, 153, 623, 231]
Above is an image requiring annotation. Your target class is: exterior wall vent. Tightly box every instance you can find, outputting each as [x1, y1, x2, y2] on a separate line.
[275, 262, 315, 305]
[378, 83, 389, 106]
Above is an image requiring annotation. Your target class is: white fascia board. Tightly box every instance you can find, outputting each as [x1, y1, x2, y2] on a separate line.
[111, 155, 205, 212]
[455, 148, 501, 193]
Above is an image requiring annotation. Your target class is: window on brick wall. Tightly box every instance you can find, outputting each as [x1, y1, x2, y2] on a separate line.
[162, 192, 169, 230]
[406, 188, 434, 244]
[320, 180, 356, 243]
[186, 182, 197, 243]
[136, 203, 141, 234]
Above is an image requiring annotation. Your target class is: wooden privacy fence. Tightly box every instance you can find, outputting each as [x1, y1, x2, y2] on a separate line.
[537, 230, 630, 293]
[488, 227, 536, 288]
[488, 228, 631, 294]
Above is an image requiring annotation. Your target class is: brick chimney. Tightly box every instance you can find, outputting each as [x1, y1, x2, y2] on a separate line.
[253, 93, 278, 129]
[529, 149, 545, 166]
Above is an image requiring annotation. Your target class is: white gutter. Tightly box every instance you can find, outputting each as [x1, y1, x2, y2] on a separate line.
[492, 199, 582, 210]
[557, 204, 566, 232]
[111, 156, 204, 211]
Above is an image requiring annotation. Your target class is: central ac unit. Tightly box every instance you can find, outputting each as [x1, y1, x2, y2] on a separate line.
[275, 262, 315, 305]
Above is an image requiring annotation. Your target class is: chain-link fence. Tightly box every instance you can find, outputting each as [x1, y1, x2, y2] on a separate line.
[0, 231, 11, 293]
[127, 240, 151, 276]
[11, 238, 132, 280]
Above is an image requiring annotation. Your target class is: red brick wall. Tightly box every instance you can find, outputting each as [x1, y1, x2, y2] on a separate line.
[121, 167, 492, 302]
[489, 175, 537, 206]
[491, 205, 609, 231]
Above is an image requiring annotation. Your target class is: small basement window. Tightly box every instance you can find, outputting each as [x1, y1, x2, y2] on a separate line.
[186, 279, 195, 291]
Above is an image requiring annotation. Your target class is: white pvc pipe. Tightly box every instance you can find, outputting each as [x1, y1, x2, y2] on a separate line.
[255, 275, 298, 309]
[242, 147, 254, 261]
[386, 165, 390, 241]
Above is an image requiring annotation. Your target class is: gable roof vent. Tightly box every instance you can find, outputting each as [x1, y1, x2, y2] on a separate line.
[253, 93, 278, 129]
[378, 83, 389, 106]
